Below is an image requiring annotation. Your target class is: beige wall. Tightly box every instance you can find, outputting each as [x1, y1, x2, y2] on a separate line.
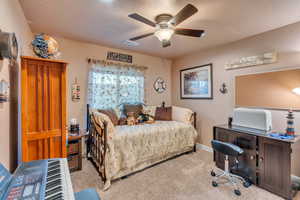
[2, 0, 299, 175]
[0, 0, 33, 170]
[172, 21, 300, 176]
[54, 37, 172, 129]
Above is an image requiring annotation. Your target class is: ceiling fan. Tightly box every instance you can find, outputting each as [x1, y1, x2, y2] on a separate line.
[128, 4, 205, 48]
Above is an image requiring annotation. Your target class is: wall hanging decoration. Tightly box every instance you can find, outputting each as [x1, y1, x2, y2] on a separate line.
[0, 30, 18, 60]
[31, 33, 60, 59]
[153, 77, 166, 93]
[225, 52, 277, 70]
[107, 51, 132, 63]
[0, 79, 9, 102]
[180, 63, 213, 99]
[219, 83, 228, 94]
[71, 78, 80, 102]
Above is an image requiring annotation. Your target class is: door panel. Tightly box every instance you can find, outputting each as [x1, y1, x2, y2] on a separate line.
[27, 62, 38, 132]
[258, 138, 291, 199]
[21, 57, 67, 162]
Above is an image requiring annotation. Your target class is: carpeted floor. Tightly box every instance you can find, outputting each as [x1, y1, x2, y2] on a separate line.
[71, 150, 299, 200]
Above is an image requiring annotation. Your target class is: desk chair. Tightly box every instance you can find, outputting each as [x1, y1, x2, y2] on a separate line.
[211, 140, 251, 196]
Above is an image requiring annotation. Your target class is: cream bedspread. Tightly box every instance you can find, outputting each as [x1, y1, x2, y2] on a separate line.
[104, 120, 197, 189]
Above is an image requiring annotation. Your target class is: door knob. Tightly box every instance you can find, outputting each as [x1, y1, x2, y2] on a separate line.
[250, 155, 255, 160]
[259, 157, 264, 162]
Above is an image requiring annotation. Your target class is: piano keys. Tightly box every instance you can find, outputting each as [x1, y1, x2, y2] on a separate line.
[0, 158, 75, 200]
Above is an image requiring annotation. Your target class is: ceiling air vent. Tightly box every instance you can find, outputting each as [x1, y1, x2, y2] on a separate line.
[123, 40, 139, 47]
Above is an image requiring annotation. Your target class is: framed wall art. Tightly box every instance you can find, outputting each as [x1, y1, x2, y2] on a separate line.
[180, 63, 213, 99]
[0, 79, 9, 102]
[107, 51, 132, 63]
[153, 77, 166, 93]
[71, 78, 80, 102]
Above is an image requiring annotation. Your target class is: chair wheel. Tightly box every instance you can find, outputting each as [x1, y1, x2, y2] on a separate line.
[243, 181, 252, 188]
[211, 171, 216, 177]
[212, 181, 218, 187]
[234, 189, 241, 196]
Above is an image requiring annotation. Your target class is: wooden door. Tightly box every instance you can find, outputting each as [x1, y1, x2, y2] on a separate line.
[258, 137, 291, 199]
[21, 57, 67, 162]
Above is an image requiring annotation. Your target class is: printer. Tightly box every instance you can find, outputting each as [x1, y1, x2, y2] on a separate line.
[232, 107, 272, 131]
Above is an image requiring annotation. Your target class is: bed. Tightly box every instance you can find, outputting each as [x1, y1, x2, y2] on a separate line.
[86, 104, 198, 190]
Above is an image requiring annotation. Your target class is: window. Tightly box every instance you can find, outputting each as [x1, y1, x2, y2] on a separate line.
[88, 62, 145, 109]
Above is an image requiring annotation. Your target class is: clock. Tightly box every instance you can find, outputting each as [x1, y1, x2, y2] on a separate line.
[153, 77, 166, 93]
[0, 30, 18, 60]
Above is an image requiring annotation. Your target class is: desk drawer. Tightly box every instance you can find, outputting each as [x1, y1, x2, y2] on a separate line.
[215, 128, 257, 150]
[68, 141, 79, 155]
[68, 154, 79, 171]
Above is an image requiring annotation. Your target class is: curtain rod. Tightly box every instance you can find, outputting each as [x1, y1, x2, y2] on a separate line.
[87, 58, 148, 70]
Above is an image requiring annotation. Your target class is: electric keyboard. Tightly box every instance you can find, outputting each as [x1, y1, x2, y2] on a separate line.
[0, 158, 75, 200]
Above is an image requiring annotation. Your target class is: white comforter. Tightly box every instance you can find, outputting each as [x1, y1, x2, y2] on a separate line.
[104, 120, 197, 189]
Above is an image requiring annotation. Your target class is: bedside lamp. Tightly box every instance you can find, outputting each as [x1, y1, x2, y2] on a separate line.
[292, 87, 300, 95]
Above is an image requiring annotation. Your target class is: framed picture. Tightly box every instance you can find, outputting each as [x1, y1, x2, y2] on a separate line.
[71, 78, 80, 102]
[180, 63, 213, 99]
[153, 77, 166, 93]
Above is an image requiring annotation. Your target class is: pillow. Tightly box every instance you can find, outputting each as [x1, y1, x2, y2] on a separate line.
[124, 104, 143, 118]
[118, 116, 127, 125]
[98, 109, 119, 126]
[91, 111, 115, 139]
[113, 107, 122, 119]
[155, 107, 172, 121]
[172, 106, 194, 125]
[142, 105, 157, 117]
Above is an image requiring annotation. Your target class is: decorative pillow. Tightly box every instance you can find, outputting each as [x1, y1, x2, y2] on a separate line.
[142, 105, 157, 117]
[124, 104, 143, 118]
[172, 106, 194, 125]
[91, 111, 115, 138]
[98, 109, 119, 126]
[113, 107, 122, 119]
[118, 116, 127, 125]
[155, 107, 172, 121]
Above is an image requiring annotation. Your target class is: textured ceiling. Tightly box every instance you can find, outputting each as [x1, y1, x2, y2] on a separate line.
[19, 0, 300, 58]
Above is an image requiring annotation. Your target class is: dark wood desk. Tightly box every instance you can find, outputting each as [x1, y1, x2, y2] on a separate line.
[213, 124, 300, 200]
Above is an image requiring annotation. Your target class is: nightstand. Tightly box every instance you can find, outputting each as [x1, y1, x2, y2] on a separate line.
[67, 130, 88, 172]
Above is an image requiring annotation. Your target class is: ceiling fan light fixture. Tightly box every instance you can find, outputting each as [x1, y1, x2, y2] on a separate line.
[128, 4, 201, 47]
[154, 28, 174, 42]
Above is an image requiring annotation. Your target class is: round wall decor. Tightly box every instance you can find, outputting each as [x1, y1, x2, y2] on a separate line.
[31, 33, 60, 59]
[153, 77, 166, 93]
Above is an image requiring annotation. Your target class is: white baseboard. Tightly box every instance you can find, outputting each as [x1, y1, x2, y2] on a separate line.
[196, 143, 213, 153]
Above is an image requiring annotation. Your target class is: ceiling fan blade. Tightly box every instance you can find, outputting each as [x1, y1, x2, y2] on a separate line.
[128, 13, 156, 27]
[162, 40, 171, 48]
[175, 28, 205, 37]
[129, 33, 154, 41]
[170, 4, 198, 26]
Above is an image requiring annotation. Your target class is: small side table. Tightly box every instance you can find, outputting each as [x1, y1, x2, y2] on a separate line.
[67, 130, 88, 172]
